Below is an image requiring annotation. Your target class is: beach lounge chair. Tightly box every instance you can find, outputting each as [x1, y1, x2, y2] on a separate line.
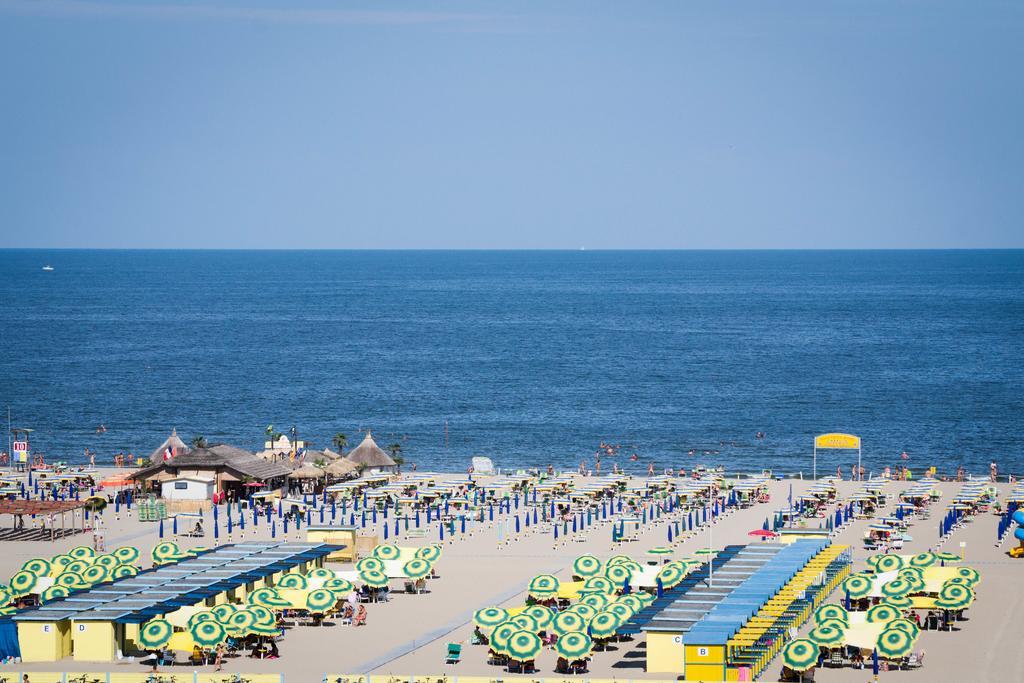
[445, 643, 462, 664]
[826, 650, 844, 667]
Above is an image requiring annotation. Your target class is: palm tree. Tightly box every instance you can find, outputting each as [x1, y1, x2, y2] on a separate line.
[191, 435, 208, 448]
[332, 433, 348, 453]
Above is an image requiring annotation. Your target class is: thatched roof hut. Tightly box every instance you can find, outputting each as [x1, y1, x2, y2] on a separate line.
[325, 457, 358, 479]
[345, 431, 398, 473]
[149, 428, 191, 462]
[288, 463, 325, 479]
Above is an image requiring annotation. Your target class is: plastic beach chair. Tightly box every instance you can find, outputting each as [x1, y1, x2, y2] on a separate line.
[445, 642, 462, 664]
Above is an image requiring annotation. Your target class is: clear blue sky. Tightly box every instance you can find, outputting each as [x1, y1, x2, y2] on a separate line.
[1, 0, 1021, 248]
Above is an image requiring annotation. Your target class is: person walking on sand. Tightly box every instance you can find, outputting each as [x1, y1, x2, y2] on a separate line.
[991, 461, 998, 482]
[214, 642, 225, 670]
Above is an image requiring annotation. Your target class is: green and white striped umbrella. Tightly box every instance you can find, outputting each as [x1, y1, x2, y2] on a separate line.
[55, 572, 87, 590]
[617, 595, 645, 612]
[92, 554, 120, 569]
[604, 564, 633, 585]
[569, 603, 598, 621]
[372, 544, 402, 561]
[876, 627, 915, 659]
[815, 618, 848, 633]
[647, 547, 673, 557]
[581, 576, 615, 594]
[111, 564, 138, 579]
[510, 613, 540, 633]
[277, 573, 308, 590]
[307, 568, 335, 579]
[65, 560, 90, 576]
[909, 552, 937, 568]
[880, 578, 912, 598]
[112, 546, 140, 564]
[249, 621, 281, 636]
[248, 605, 277, 627]
[606, 555, 632, 566]
[403, 558, 432, 579]
[324, 578, 354, 593]
[359, 569, 390, 588]
[551, 611, 587, 635]
[356, 557, 384, 573]
[22, 558, 51, 577]
[190, 620, 227, 647]
[211, 603, 237, 623]
[51, 554, 74, 572]
[8, 570, 38, 596]
[934, 551, 962, 562]
[555, 631, 593, 660]
[524, 604, 554, 630]
[69, 546, 95, 560]
[0, 587, 9, 606]
[866, 603, 901, 623]
[573, 555, 603, 578]
[955, 567, 981, 585]
[936, 583, 974, 610]
[227, 609, 258, 636]
[528, 574, 560, 599]
[489, 621, 518, 654]
[808, 624, 845, 646]
[188, 611, 217, 629]
[82, 565, 110, 585]
[813, 604, 849, 625]
[873, 554, 905, 573]
[474, 607, 509, 629]
[40, 585, 69, 603]
[782, 638, 819, 672]
[506, 630, 542, 662]
[151, 542, 185, 562]
[607, 602, 634, 621]
[898, 568, 925, 591]
[415, 544, 443, 562]
[587, 611, 621, 639]
[247, 587, 290, 608]
[138, 619, 173, 649]
[887, 618, 920, 637]
[841, 574, 873, 599]
[580, 593, 611, 609]
[657, 565, 684, 588]
[884, 595, 913, 609]
[306, 588, 338, 613]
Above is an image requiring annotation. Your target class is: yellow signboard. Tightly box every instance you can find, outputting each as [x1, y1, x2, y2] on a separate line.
[814, 433, 861, 449]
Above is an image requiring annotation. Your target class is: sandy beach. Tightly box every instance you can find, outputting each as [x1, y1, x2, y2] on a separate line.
[0, 469, 1018, 683]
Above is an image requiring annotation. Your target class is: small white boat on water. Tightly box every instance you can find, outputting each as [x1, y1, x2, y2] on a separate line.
[42, 265, 54, 271]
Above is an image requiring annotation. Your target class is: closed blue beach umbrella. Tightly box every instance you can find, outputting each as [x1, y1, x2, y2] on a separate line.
[159, 518, 164, 538]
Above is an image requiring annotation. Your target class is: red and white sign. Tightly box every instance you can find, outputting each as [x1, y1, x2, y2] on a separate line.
[12, 441, 28, 452]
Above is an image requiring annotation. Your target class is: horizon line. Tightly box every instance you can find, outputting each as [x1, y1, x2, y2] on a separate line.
[1, 247, 1023, 252]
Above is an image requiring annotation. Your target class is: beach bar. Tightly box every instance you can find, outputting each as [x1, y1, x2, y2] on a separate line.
[13, 541, 342, 662]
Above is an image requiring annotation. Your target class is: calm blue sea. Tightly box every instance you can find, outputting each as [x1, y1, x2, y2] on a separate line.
[0, 250, 1021, 476]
